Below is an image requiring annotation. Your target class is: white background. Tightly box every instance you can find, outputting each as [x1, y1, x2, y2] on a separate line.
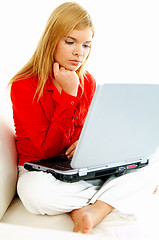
[0, 0, 159, 119]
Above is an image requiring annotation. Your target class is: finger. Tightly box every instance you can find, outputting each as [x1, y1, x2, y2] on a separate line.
[65, 143, 75, 156]
[68, 149, 75, 158]
[153, 185, 158, 194]
[53, 62, 59, 77]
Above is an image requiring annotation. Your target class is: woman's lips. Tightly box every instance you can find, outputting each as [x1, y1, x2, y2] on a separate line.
[69, 60, 82, 66]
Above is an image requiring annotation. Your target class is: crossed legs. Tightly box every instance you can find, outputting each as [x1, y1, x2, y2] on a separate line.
[17, 162, 158, 234]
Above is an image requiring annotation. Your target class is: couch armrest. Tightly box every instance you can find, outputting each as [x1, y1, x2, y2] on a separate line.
[0, 117, 17, 220]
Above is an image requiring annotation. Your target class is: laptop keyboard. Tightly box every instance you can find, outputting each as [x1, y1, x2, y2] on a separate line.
[50, 158, 73, 170]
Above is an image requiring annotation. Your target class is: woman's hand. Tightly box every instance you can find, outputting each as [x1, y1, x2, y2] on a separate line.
[65, 140, 78, 158]
[153, 185, 158, 194]
[53, 62, 79, 96]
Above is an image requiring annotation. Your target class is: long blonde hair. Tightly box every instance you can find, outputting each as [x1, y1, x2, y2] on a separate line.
[9, 2, 94, 100]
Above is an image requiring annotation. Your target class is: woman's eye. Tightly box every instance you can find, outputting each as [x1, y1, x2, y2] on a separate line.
[83, 44, 91, 48]
[65, 41, 74, 45]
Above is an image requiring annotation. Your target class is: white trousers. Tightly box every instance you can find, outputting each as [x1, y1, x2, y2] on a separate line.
[17, 149, 159, 217]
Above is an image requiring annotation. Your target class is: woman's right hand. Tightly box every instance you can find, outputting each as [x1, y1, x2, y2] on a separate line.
[53, 62, 79, 96]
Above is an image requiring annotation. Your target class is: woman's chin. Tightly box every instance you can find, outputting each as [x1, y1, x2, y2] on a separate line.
[61, 63, 81, 72]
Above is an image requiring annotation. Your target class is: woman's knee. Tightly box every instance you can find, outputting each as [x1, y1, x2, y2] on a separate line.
[17, 171, 46, 214]
[17, 170, 75, 215]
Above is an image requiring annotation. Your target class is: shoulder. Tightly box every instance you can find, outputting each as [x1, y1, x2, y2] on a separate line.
[11, 75, 36, 90]
[11, 76, 36, 103]
[84, 70, 96, 86]
[83, 70, 96, 94]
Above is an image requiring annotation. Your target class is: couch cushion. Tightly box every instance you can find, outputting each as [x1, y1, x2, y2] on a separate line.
[0, 117, 17, 220]
[2, 195, 159, 238]
[1, 197, 74, 231]
[0, 196, 136, 234]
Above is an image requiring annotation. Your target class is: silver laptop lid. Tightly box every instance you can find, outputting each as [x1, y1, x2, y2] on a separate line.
[71, 84, 159, 169]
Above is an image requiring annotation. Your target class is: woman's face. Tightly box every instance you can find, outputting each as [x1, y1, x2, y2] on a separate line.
[54, 28, 93, 71]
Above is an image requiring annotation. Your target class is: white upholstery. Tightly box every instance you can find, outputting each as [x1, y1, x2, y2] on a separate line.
[0, 117, 17, 220]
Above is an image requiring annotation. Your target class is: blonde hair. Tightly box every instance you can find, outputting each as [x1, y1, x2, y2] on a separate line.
[9, 2, 94, 100]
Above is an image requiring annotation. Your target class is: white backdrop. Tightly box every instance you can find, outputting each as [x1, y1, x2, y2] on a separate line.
[0, 0, 159, 118]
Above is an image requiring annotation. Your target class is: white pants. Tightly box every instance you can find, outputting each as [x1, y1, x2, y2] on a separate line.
[17, 149, 159, 217]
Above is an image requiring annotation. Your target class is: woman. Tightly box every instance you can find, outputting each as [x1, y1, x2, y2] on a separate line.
[9, 2, 158, 234]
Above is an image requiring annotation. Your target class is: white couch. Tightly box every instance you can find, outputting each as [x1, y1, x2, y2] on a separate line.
[0, 89, 159, 240]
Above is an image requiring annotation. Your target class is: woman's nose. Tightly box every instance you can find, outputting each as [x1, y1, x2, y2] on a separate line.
[73, 45, 83, 57]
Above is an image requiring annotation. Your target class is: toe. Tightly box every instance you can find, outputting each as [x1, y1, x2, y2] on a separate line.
[73, 224, 80, 232]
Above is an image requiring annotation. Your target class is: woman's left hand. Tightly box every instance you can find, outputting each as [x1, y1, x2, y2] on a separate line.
[65, 141, 78, 158]
[153, 185, 158, 194]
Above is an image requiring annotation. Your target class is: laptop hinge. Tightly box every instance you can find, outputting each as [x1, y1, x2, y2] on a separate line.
[78, 168, 88, 176]
[139, 157, 149, 164]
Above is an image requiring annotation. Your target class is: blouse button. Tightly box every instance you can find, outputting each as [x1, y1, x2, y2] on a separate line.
[71, 101, 74, 105]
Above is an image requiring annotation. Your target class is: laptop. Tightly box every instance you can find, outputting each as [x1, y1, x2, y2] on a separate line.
[24, 84, 159, 182]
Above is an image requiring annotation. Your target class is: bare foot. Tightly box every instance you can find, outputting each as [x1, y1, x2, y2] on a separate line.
[71, 200, 114, 234]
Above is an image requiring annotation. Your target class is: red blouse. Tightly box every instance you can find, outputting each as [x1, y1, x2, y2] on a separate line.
[11, 71, 96, 166]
